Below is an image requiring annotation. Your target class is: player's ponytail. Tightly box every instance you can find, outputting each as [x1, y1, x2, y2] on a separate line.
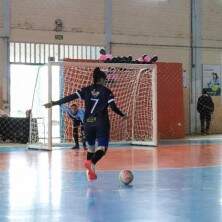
[93, 67, 101, 75]
[93, 67, 106, 84]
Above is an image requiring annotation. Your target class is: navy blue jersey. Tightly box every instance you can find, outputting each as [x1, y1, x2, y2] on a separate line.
[76, 84, 115, 122]
[53, 84, 124, 126]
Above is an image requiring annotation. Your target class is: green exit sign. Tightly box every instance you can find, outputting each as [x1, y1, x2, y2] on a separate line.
[55, 35, 63, 40]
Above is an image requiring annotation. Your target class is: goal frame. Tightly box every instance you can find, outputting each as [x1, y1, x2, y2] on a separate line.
[28, 60, 158, 150]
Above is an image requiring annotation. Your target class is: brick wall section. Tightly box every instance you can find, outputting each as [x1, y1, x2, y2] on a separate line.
[0, 40, 5, 109]
[112, 0, 190, 40]
[0, 0, 3, 29]
[0, 0, 222, 133]
[11, 0, 104, 34]
[202, 0, 222, 42]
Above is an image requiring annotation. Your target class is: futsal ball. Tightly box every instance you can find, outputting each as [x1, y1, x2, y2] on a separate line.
[119, 170, 134, 185]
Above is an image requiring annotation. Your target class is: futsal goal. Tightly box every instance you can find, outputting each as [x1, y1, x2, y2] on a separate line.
[28, 59, 157, 150]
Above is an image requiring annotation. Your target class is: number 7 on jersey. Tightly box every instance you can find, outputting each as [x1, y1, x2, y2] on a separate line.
[90, 98, 99, 113]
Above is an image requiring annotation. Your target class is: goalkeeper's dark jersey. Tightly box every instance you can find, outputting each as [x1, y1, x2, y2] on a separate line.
[54, 84, 124, 126]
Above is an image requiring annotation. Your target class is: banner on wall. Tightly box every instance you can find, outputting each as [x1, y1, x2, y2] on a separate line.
[202, 65, 221, 96]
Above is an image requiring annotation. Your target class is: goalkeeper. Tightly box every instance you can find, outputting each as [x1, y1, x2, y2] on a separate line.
[62, 104, 87, 150]
[44, 67, 126, 181]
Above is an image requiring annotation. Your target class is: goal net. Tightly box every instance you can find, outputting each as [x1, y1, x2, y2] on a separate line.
[28, 61, 157, 150]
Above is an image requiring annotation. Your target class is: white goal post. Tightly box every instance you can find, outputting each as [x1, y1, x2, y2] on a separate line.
[28, 60, 158, 150]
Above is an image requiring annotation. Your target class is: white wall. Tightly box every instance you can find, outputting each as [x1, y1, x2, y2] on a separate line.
[0, 0, 3, 109]
[10, 0, 105, 44]
[0, 0, 3, 29]
[0, 0, 222, 133]
[201, 0, 222, 133]
[112, 0, 190, 44]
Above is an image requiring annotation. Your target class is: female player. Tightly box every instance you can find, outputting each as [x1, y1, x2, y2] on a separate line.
[44, 67, 126, 180]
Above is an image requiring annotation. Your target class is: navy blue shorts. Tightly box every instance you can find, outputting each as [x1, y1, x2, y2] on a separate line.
[85, 124, 110, 148]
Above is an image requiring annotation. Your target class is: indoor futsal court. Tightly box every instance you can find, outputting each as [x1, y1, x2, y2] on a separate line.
[0, 0, 222, 222]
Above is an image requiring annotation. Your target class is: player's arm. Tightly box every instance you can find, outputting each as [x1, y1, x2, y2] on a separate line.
[109, 101, 125, 117]
[107, 91, 126, 117]
[44, 93, 78, 108]
[44, 90, 83, 108]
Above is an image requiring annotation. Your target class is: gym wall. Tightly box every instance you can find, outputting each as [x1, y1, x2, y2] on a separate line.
[0, 0, 222, 134]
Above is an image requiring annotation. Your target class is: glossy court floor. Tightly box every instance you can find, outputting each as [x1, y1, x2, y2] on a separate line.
[1, 136, 222, 222]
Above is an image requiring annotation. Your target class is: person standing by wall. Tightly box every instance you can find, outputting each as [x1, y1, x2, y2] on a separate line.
[197, 89, 214, 135]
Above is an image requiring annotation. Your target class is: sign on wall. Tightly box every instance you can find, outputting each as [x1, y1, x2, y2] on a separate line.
[202, 65, 221, 96]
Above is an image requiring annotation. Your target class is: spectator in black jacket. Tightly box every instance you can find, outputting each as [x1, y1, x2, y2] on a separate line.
[197, 89, 214, 135]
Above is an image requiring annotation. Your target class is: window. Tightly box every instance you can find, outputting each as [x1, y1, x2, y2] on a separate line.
[10, 42, 103, 64]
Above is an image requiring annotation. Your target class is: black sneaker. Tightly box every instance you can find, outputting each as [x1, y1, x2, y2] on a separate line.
[72, 145, 80, 149]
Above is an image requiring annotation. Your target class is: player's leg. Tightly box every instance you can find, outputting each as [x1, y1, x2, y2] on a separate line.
[84, 135, 109, 181]
[84, 124, 97, 180]
[72, 119, 80, 149]
[91, 125, 110, 166]
[91, 136, 109, 165]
